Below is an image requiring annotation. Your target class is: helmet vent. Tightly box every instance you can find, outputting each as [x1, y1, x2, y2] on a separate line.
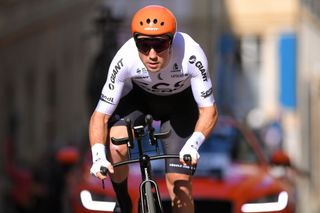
[140, 21, 143, 26]
[160, 22, 164, 26]
[146, 18, 151, 24]
[153, 19, 158, 24]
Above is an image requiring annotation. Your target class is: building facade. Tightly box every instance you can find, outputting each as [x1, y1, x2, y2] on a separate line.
[0, 1, 100, 211]
[225, 0, 320, 212]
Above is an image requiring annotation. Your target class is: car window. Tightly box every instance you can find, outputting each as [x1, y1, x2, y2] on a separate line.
[199, 122, 259, 164]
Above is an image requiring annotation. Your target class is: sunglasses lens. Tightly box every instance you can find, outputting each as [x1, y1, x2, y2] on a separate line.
[136, 40, 151, 54]
[153, 39, 171, 52]
[135, 38, 171, 54]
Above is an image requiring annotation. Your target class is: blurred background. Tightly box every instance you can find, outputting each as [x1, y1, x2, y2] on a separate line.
[0, 0, 319, 212]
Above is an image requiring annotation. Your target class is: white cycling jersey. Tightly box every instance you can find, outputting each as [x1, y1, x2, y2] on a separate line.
[96, 32, 215, 115]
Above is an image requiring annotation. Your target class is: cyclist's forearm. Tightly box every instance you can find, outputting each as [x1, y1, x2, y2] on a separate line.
[89, 111, 110, 146]
[89, 111, 114, 176]
[194, 104, 218, 138]
[180, 105, 217, 164]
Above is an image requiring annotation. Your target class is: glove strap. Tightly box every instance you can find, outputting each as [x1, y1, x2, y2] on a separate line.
[186, 132, 205, 151]
[91, 143, 107, 163]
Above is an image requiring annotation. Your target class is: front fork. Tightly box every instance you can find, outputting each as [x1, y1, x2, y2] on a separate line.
[139, 166, 164, 213]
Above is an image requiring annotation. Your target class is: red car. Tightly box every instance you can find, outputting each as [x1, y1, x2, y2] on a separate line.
[67, 115, 296, 213]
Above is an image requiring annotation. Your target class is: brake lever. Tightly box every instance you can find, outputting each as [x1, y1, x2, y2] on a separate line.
[100, 166, 108, 189]
[183, 154, 193, 176]
[102, 180, 105, 189]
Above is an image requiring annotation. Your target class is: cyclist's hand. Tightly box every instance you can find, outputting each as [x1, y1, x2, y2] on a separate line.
[90, 159, 114, 179]
[179, 145, 199, 166]
[179, 132, 205, 165]
[90, 143, 114, 179]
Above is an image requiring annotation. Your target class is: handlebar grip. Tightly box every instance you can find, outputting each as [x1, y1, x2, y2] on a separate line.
[100, 166, 108, 176]
[183, 154, 192, 164]
[183, 154, 194, 176]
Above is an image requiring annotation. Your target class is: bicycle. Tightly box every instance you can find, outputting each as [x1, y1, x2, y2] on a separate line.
[100, 114, 192, 213]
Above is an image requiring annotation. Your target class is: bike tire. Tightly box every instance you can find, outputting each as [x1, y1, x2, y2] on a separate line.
[144, 181, 156, 213]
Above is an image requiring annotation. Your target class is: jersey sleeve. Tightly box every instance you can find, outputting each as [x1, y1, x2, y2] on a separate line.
[95, 54, 127, 115]
[188, 44, 215, 107]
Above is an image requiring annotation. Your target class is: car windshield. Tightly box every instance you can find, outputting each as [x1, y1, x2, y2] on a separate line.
[199, 121, 259, 164]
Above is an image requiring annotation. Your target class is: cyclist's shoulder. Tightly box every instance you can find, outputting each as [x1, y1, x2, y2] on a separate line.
[173, 32, 200, 47]
[111, 38, 139, 67]
[172, 32, 207, 65]
[117, 37, 137, 55]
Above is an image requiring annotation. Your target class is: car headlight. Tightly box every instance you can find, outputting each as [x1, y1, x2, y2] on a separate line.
[80, 190, 116, 211]
[241, 191, 289, 212]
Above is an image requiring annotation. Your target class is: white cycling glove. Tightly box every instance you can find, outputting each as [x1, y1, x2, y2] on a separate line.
[90, 143, 112, 177]
[179, 132, 205, 163]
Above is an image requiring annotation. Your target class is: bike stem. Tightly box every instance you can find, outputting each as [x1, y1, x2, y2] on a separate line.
[133, 125, 152, 180]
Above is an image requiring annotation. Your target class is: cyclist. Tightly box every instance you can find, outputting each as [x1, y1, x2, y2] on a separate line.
[89, 5, 218, 213]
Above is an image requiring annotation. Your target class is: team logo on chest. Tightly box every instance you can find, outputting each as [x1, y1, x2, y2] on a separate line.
[137, 79, 188, 94]
[170, 63, 188, 78]
[134, 67, 149, 79]
[171, 63, 181, 73]
[136, 67, 148, 74]
[157, 73, 163, 80]
[134, 63, 189, 94]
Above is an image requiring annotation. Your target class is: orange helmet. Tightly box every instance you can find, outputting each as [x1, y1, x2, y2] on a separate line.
[131, 5, 177, 38]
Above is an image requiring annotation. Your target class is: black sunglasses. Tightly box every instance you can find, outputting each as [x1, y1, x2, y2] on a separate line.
[134, 37, 172, 54]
